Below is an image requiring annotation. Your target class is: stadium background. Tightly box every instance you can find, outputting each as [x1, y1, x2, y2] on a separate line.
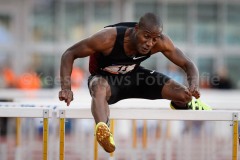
[0, 0, 240, 160]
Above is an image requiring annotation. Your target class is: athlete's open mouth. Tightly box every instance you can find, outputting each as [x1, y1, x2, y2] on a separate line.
[142, 47, 149, 53]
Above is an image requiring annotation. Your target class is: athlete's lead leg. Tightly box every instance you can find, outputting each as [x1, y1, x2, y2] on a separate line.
[89, 76, 115, 153]
[89, 76, 111, 124]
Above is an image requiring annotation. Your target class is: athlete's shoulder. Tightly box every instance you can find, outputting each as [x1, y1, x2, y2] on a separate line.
[62, 26, 119, 58]
[152, 33, 175, 53]
[89, 27, 117, 42]
[86, 27, 117, 53]
[158, 33, 173, 43]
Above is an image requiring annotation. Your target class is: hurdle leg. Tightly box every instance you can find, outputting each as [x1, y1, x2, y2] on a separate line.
[155, 120, 161, 140]
[110, 119, 115, 159]
[165, 121, 172, 160]
[132, 120, 137, 148]
[232, 113, 238, 160]
[43, 109, 49, 160]
[16, 118, 21, 146]
[59, 110, 65, 160]
[156, 120, 163, 160]
[94, 123, 98, 160]
[142, 120, 147, 149]
[15, 118, 22, 160]
[131, 120, 138, 160]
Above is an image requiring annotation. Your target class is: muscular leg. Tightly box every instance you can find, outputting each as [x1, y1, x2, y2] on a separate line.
[161, 79, 192, 109]
[89, 76, 116, 153]
[89, 76, 111, 124]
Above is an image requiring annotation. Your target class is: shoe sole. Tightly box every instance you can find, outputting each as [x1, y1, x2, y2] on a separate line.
[96, 124, 115, 153]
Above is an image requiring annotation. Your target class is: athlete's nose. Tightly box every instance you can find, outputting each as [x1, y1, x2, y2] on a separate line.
[146, 38, 153, 48]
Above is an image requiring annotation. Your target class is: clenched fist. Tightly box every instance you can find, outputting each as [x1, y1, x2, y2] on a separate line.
[59, 89, 73, 106]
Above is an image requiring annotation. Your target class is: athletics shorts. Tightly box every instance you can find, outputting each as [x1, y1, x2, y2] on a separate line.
[88, 67, 171, 104]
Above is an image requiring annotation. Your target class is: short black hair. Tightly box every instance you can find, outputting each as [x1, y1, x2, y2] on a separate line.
[139, 12, 163, 31]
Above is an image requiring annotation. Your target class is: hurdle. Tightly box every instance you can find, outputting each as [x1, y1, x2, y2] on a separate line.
[0, 103, 239, 159]
[57, 107, 239, 160]
[0, 104, 53, 160]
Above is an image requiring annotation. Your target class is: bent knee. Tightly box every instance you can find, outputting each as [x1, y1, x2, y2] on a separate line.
[89, 76, 111, 98]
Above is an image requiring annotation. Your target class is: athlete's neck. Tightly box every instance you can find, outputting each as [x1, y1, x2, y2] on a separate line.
[124, 28, 138, 57]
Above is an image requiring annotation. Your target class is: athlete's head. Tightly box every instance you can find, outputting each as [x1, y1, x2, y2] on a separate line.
[133, 13, 163, 54]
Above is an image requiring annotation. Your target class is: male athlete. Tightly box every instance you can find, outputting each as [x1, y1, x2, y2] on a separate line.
[59, 13, 212, 153]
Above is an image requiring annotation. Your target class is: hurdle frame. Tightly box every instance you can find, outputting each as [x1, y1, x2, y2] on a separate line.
[232, 113, 239, 160]
[43, 109, 50, 160]
[59, 110, 65, 160]
[0, 107, 52, 160]
[0, 105, 239, 160]
[57, 108, 240, 160]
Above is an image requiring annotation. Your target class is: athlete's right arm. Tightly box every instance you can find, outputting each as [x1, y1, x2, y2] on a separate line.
[59, 28, 116, 106]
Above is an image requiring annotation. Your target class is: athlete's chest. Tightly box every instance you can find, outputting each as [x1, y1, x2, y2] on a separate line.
[100, 52, 150, 74]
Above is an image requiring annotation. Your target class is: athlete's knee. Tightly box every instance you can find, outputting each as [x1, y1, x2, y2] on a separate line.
[89, 76, 110, 98]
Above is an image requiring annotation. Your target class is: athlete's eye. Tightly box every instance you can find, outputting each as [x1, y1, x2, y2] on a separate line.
[144, 34, 150, 39]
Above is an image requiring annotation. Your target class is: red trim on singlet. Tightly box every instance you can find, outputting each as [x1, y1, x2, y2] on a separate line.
[89, 53, 100, 75]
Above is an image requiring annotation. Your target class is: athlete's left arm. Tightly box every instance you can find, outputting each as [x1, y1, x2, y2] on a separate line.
[154, 34, 200, 98]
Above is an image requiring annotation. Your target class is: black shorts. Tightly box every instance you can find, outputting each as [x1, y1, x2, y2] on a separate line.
[88, 67, 171, 104]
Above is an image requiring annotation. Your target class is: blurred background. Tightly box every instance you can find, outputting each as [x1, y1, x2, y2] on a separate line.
[0, 0, 240, 89]
[0, 0, 240, 159]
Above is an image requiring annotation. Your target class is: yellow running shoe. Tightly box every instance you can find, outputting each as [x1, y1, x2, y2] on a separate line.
[170, 99, 212, 110]
[95, 122, 115, 153]
[188, 99, 212, 110]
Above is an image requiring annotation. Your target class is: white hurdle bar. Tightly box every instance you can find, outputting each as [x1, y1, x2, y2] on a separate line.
[0, 104, 239, 160]
[0, 106, 53, 160]
[57, 107, 239, 160]
[57, 108, 239, 120]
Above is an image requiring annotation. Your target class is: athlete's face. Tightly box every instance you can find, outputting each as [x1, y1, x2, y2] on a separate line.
[135, 25, 162, 54]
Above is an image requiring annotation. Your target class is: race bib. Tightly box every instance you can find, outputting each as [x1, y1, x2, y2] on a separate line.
[102, 64, 136, 74]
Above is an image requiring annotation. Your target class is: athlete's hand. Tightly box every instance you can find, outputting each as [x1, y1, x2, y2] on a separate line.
[188, 85, 200, 99]
[59, 89, 73, 106]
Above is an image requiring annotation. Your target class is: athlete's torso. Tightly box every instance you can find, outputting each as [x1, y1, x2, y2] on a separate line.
[89, 26, 151, 75]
